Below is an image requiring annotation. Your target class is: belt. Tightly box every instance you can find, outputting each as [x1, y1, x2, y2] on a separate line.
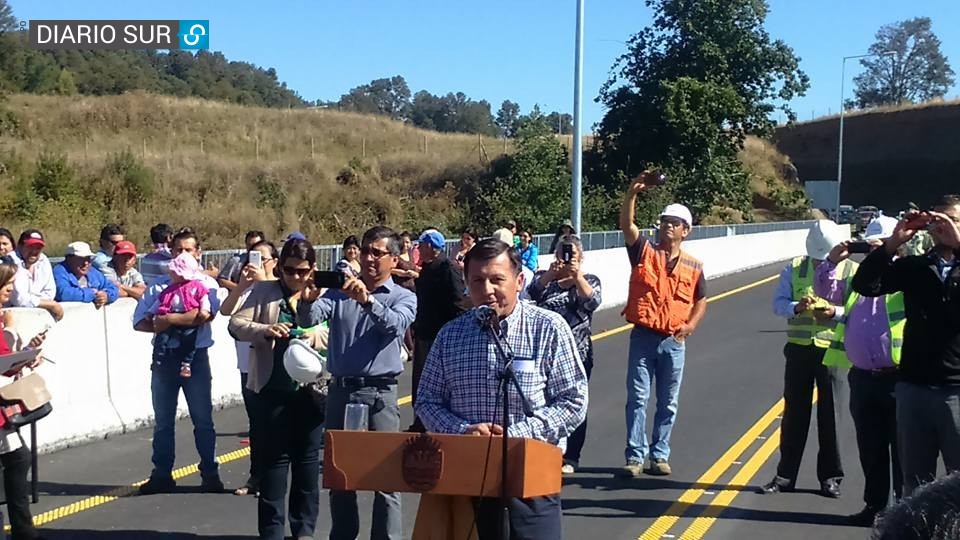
[330, 375, 398, 388]
[851, 366, 898, 377]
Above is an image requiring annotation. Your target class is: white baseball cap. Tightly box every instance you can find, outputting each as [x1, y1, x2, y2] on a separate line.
[805, 220, 846, 260]
[863, 216, 899, 241]
[64, 241, 94, 258]
[661, 204, 693, 227]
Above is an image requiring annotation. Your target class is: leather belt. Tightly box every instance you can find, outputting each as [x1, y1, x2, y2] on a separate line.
[330, 376, 398, 388]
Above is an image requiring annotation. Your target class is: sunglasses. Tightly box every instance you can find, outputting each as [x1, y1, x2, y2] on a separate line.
[282, 266, 312, 278]
[361, 246, 392, 259]
[660, 217, 685, 228]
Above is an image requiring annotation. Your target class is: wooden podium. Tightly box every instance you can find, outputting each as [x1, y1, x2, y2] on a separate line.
[324, 430, 562, 539]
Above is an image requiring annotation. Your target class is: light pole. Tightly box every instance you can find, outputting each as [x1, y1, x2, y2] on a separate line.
[571, 0, 585, 233]
[837, 51, 895, 220]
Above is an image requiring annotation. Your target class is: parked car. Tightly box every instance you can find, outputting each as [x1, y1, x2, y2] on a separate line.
[838, 205, 857, 225]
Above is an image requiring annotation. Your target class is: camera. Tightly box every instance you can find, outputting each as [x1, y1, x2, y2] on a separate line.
[313, 270, 346, 289]
[847, 241, 872, 254]
[561, 243, 574, 263]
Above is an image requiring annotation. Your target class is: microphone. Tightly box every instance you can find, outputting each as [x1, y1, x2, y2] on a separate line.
[475, 305, 498, 329]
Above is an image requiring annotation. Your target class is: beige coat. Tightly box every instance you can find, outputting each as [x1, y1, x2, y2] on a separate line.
[228, 281, 328, 393]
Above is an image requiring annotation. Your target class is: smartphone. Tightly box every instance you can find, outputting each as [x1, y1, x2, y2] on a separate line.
[248, 250, 262, 269]
[645, 170, 667, 186]
[813, 306, 830, 312]
[313, 270, 346, 289]
[561, 243, 574, 263]
[847, 241, 872, 254]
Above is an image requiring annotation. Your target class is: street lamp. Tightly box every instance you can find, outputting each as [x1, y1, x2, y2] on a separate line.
[836, 51, 895, 220]
[571, 0, 585, 233]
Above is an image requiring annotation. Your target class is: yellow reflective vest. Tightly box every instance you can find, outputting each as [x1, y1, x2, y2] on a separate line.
[786, 257, 856, 349]
[822, 289, 905, 369]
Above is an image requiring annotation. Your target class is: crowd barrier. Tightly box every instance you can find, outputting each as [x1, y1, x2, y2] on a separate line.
[8, 225, 840, 453]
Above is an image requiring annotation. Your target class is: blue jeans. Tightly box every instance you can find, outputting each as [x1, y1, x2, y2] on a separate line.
[150, 347, 218, 479]
[625, 325, 686, 463]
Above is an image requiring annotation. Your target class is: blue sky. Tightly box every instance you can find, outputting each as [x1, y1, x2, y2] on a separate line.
[10, 0, 960, 129]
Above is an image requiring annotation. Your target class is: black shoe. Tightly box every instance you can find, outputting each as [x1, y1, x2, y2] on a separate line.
[848, 505, 882, 527]
[759, 476, 794, 494]
[820, 478, 842, 498]
[138, 475, 176, 495]
[200, 475, 225, 493]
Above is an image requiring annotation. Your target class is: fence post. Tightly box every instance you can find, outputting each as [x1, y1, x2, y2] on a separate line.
[142, 138, 146, 158]
[311, 137, 315, 159]
[362, 138, 366, 159]
[200, 139, 204, 154]
[256, 136, 260, 160]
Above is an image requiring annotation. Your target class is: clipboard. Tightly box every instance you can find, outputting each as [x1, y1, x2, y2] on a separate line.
[0, 349, 42, 374]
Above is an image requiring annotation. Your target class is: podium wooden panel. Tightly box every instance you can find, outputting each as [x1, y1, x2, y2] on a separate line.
[323, 430, 562, 498]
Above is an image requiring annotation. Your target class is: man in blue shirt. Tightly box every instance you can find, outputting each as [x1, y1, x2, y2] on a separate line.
[133, 228, 224, 495]
[298, 225, 416, 540]
[53, 241, 119, 307]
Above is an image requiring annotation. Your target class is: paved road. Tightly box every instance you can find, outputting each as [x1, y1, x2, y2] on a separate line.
[18, 263, 879, 539]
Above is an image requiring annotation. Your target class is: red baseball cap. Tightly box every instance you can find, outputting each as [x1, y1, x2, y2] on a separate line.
[18, 230, 44, 248]
[113, 240, 137, 256]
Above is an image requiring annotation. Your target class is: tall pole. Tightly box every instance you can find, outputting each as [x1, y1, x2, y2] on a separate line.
[571, 0, 585, 234]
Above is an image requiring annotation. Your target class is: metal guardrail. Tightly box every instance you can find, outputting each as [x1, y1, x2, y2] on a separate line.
[45, 221, 817, 270]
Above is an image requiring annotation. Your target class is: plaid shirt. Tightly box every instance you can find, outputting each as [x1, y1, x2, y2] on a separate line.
[415, 302, 588, 446]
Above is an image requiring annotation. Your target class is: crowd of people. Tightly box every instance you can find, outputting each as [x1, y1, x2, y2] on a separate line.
[2, 179, 959, 539]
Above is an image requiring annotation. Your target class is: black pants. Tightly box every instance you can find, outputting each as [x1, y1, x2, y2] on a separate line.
[239, 372, 261, 487]
[849, 367, 902, 508]
[1, 445, 37, 540]
[564, 360, 593, 464]
[409, 337, 434, 432]
[250, 388, 324, 540]
[776, 343, 846, 483]
[473, 495, 562, 540]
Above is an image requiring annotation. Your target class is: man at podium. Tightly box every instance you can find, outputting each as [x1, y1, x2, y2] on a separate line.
[416, 239, 588, 539]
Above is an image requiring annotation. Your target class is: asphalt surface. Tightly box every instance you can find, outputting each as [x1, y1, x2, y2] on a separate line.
[18, 263, 881, 539]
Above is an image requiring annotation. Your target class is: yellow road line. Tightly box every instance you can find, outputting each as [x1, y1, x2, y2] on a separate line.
[678, 428, 782, 540]
[591, 274, 779, 342]
[26, 271, 781, 530]
[638, 399, 784, 540]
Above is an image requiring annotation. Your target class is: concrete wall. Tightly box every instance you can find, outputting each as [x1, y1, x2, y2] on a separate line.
[10, 226, 826, 452]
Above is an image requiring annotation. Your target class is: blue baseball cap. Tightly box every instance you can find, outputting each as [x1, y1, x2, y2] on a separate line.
[418, 230, 446, 250]
[285, 231, 307, 242]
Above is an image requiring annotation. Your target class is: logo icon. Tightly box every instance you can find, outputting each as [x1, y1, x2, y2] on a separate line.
[402, 434, 443, 492]
[178, 20, 208, 50]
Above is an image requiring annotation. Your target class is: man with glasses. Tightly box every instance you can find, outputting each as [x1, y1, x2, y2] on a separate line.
[53, 241, 119, 308]
[298, 226, 416, 540]
[853, 194, 960, 496]
[92, 223, 125, 274]
[133, 228, 224, 495]
[618, 172, 707, 477]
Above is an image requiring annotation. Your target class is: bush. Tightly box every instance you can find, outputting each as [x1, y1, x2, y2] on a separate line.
[32, 151, 76, 201]
[107, 149, 157, 206]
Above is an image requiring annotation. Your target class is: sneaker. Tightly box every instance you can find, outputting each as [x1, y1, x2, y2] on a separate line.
[647, 458, 672, 476]
[561, 463, 576, 474]
[200, 475, 225, 493]
[180, 363, 192, 378]
[618, 460, 644, 478]
[138, 475, 176, 495]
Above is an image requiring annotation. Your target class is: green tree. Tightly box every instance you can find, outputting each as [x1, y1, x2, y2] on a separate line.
[0, 0, 15, 33]
[56, 68, 77, 95]
[338, 76, 411, 121]
[849, 17, 955, 109]
[495, 100, 520, 137]
[591, 0, 808, 222]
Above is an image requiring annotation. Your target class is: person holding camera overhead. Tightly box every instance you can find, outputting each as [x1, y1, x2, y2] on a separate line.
[762, 220, 853, 498]
[618, 171, 707, 478]
[297, 226, 416, 540]
[527, 234, 601, 474]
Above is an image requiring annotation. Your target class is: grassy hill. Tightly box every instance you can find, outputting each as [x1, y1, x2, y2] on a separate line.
[0, 92, 807, 252]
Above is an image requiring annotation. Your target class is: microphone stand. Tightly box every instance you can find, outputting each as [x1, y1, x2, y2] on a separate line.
[484, 317, 535, 540]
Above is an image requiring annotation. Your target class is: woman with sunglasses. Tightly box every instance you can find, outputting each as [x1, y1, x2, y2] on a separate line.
[229, 238, 328, 540]
[220, 240, 279, 498]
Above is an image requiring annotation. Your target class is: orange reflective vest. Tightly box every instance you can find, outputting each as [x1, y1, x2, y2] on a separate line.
[623, 241, 703, 334]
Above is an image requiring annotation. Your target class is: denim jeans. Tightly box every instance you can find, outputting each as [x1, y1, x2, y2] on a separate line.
[625, 325, 686, 463]
[326, 382, 402, 540]
[251, 387, 324, 540]
[149, 348, 218, 479]
[896, 382, 960, 496]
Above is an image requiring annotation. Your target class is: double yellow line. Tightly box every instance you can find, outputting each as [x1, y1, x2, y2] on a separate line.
[21, 271, 781, 532]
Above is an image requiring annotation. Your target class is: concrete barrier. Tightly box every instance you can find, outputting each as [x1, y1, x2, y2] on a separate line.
[6, 225, 833, 452]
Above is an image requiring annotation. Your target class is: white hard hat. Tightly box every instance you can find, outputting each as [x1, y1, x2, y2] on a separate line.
[283, 338, 325, 384]
[661, 204, 693, 227]
[805, 220, 846, 260]
[863, 216, 899, 241]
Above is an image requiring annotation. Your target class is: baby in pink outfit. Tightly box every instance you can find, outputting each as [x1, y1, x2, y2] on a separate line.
[148, 253, 211, 377]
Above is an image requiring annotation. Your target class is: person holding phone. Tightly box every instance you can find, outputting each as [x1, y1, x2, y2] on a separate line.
[528, 234, 601, 474]
[619, 171, 706, 478]
[814, 216, 905, 525]
[229, 238, 327, 540]
[296, 226, 416, 540]
[763, 220, 853, 498]
[851, 194, 960, 497]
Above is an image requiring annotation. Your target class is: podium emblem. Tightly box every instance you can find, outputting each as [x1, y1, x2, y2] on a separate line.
[402, 434, 444, 491]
